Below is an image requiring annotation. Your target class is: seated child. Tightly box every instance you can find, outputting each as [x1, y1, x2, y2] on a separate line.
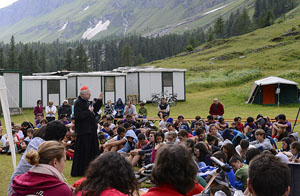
[216, 117, 228, 131]
[20, 128, 34, 152]
[0, 129, 7, 153]
[194, 128, 206, 142]
[244, 117, 257, 134]
[128, 131, 156, 167]
[138, 102, 147, 118]
[290, 141, 300, 162]
[104, 127, 126, 152]
[229, 155, 249, 191]
[14, 125, 24, 141]
[235, 139, 255, 161]
[166, 131, 177, 144]
[118, 129, 138, 156]
[206, 124, 224, 142]
[250, 129, 272, 151]
[272, 114, 291, 141]
[36, 119, 48, 128]
[60, 114, 69, 125]
[98, 133, 107, 154]
[234, 117, 244, 132]
[136, 133, 149, 149]
[66, 132, 76, 160]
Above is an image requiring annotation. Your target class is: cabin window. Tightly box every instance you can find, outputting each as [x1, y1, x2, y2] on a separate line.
[163, 72, 173, 87]
[47, 80, 60, 94]
[105, 77, 115, 92]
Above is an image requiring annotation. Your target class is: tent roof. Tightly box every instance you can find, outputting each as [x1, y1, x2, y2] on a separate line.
[255, 76, 298, 86]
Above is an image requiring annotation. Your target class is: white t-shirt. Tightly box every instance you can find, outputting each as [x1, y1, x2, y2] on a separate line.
[16, 131, 24, 140]
[46, 106, 57, 117]
[0, 136, 6, 147]
[159, 120, 167, 130]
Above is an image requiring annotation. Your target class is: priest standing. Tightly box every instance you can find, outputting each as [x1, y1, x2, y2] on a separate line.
[71, 86, 103, 177]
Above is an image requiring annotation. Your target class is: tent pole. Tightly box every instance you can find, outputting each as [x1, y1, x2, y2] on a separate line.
[278, 83, 280, 107]
[0, 77, 16, 169]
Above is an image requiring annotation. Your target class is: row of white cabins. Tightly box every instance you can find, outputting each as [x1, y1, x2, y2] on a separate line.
[1, 66, 186, 109]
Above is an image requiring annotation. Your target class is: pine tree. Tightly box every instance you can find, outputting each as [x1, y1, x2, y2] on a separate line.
[64, 48, 73, 70]
[8, 35, 17, 70]
[121, 43, 133, 67]
[74, 44, 88, 72]
[136, 53, 145, 65]
[188, 36, 196, 48]
[0, 48, 5, 69]
[207, 27, 215, 42]
[214, 16, 225, 38]
[39, 48, 46, 72]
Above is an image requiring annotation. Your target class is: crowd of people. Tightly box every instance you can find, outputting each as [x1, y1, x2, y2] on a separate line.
[3, 90, 296, 196]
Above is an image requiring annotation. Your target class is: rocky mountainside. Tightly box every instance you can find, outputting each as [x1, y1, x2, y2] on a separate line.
[0, 0, 254, 42]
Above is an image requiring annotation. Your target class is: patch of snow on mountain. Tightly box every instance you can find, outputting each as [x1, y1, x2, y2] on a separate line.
[83, 6, 89, 11]
[58, 21, 68, 32]
[82, 20, 110, 40]
[202, 3, 231, 16]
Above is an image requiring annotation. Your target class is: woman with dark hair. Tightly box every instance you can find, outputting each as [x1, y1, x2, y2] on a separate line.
[280, 137, 292, 152]
[221, 143, 238, 164]
[75, 152, 138, 196]
[144, 144, 203, 196]
[33, 100, 44, 120]
[194, 142, 212, 166]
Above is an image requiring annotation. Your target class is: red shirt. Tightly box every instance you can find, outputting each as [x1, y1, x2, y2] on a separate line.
[143, 184, 203, 196]
[236, 123, 244, 132]
[209, 103, 224, 116]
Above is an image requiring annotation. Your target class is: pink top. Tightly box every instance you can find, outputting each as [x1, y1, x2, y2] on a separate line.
[75, 188, 128, 196]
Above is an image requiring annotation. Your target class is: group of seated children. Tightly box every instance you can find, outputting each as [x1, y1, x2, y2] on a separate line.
[93, 111, 297, 195]
[0, 121, 34, 154]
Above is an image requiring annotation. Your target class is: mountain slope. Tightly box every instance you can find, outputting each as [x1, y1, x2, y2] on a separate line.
[0, 0, 255, 42]
[144, 5, 300, 94]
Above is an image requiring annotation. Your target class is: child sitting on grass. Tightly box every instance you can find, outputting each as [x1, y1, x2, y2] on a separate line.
[250, 129, 272, 151]
[118, 129, 138, 156]
[138, 102, 147, 118]
[229, 155, 249, 191]
[104, 127, 126, 152]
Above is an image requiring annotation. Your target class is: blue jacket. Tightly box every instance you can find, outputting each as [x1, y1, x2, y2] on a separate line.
[8, 137, 45, 195]
[114, 98, 125, 116]
[118, 130, 138, 153]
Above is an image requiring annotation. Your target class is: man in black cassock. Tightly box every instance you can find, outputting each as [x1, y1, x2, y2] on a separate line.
[71, 86, 103, 177]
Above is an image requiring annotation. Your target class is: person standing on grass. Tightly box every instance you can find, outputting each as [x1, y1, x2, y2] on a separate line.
[71, 86, 103, 177]
[209, 98, 224, 120]
[46, 101, 57, 122]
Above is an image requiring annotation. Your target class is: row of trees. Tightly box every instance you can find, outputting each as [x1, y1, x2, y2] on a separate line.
[253, 0, 298, 27]
[0, 0, 297, 75]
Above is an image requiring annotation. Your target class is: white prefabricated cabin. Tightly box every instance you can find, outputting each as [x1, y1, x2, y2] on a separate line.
[113, 66, 186, 102]
[66, 72, 126, 104]
[22, 76, 67, 108]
